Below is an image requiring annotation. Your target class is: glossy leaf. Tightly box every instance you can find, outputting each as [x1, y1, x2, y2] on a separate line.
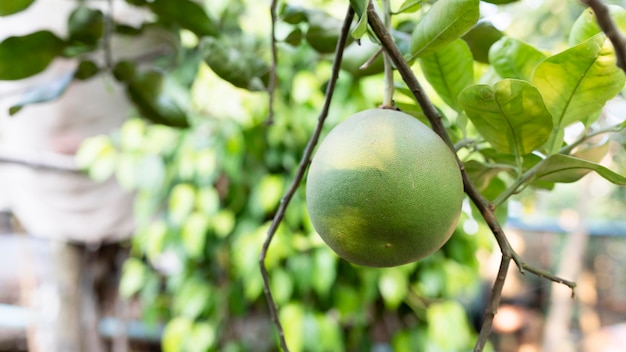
[532, 34, 626, 152]
[462, 21, 503, 63]
[534, 154, 626, 185]
[349, 0, 368, 17]
[9, 70, 74, 115]
[149, 0, 217, 37]
[420, 39, 474, 111]
[125, 70, 189, 128]
[569, 5, 626, 46]
[0, 31, 65, 80]
[459, 79, 553, 156]
[409, 0, 479, 59]
[0, 0, 34, 16]
[489, 37, 547, 81]
[395, 0, 422, 14]
[200, 37, 270, 91]
[67, 6, 104, 50]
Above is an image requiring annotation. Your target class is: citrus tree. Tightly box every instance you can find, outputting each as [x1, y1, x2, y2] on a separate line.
[2, 0, 626, 351]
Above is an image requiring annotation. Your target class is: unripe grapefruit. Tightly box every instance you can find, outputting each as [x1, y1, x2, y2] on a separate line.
[306, 109, 463, 267]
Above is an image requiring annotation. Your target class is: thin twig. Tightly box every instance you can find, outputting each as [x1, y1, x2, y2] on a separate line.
[365, 5, 575, 351]
[103, 0, 115, 70]
[582, 0, 626, 73]
[0, 152, 79, 173]
[493, 120, 626, 207]
[474, 255, 511, 352]
[381, 0, 394, 108]
[259, 6, 355, 351]
[267, 0, 279, 125]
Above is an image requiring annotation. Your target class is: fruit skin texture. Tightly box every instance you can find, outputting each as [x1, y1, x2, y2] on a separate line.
[306, 109, 464, 267]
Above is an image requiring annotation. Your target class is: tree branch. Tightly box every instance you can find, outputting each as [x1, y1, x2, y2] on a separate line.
[267, 0, 279, 125]
[582, 0, 626, 74]
[258, 6, 355, 351]
[365, 4, 575, 351]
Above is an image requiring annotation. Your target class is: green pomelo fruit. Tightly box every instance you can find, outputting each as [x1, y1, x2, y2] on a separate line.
[306, 109, 464, 267]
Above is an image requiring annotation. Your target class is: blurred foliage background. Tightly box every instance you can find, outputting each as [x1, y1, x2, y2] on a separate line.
[3, 0, 626, 351]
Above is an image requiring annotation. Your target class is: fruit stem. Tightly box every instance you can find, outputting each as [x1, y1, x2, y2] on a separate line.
[381, 0, 395, 109]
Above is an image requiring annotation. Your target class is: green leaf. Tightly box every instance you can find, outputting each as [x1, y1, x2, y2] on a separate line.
[173, 278, 211, 319]
[427, 301, 472, 350]
[162, 317, 193, 352]
[532, 34, 626, 152]
[351, 11, 369, 40]
[149, 0, 218, 37]
[0, 0, 34, 16]
[349, 0, 368, 17]
[200, 37, 270, 91]
[311, 248, 337, 298]
[75, 135, 117, 182]
[464, 160, 506, 192]
[189, 322, 217, 352]
[270, 268, 294, 305]
[462, 21, 503, 63]
[459, 79, 553, 156]
[182, 212, 209, 259]
[395, 0, 422, 14]
[341, 40, 384, 79]
[489, 37, 547, 81]
[409, 0, 479, 59]
[74, 60, 100, 80]
[420, 39, 474, 111]
[124, 69, 189, 128]
[119, 258, 149, 297]
[533, 154, 626, 185]
[0, 31, 65, 80]
[9, 71, 74, 115]
[304, 10, 348, 53]
[67, 6, 104, 50]
[379, 267, 408, 309]
[279, 303, 305, 351]
[169, 183, 197, 226]
[570, 5, 626, 46]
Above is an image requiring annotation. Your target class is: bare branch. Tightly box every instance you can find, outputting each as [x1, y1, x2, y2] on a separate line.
[582, 0, 626, 74]
[0, 150, 80, 173]
[267, 0, 279, 125]
[365, 5, 575, 350]
[258, 6, 355, 351]
[474, 255, 511, 352]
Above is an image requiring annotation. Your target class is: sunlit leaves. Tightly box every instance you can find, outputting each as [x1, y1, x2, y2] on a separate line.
[427, 301, 473, 350]
[409, 0, 479, 59]
[532, 33, 626, 152]
[489, 37, 547, 81]
[459, 79, 553, 156]
[420, 39, 474, 111]
[533, 154, 626, 186]
[0, 31, 65, 80]
[569, 5, 626, 45]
